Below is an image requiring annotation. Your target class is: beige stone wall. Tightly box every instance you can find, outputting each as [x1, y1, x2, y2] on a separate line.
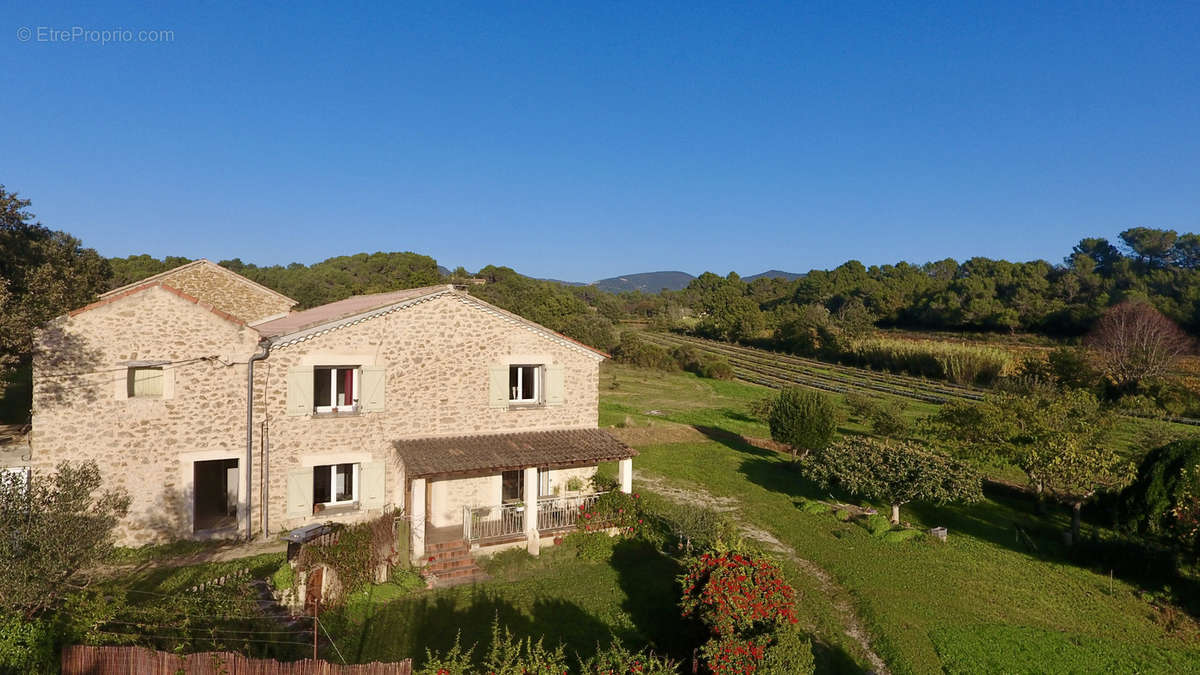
[546, 465, 597, 496]
[257, 293, 602, 535]
[155, 262, 294, 324]
[33, 287, 602, 545]
[31, 286, 264, 545]
[428, 475, 501, 527]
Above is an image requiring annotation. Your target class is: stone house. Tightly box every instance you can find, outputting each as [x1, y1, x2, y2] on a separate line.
[29, 260, 635, 564]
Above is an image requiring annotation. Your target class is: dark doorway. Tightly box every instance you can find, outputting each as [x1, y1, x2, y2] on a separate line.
[193, 458, 238, 532]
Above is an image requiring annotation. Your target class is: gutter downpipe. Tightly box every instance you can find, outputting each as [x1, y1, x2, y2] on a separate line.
[246, 341, 270, 540]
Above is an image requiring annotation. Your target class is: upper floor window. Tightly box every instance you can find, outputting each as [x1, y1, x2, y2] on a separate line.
[509, 365, 541, 403]
[127, 366, 164, 398]
[314, 366, 358, 413]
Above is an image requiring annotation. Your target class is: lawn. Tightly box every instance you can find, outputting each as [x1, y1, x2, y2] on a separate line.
[321, 539, 703, 668]
[602, 362, 1200, 674]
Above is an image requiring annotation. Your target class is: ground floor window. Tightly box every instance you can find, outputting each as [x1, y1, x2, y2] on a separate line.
[501, 469, 523, 502]
[314, 463, 358, 506]
[538, 468, 550, 497]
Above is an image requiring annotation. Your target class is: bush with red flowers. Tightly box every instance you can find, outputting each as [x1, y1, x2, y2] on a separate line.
[576, 490, 643, 537]
[679, 550, 813, 674]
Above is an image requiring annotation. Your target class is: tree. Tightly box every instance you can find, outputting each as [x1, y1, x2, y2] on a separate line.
[927, 386, 1117, 523]
[1041, 437, 1133, 542]
[768, 388, 837, 462]
[1085, 300, 1193, 391]
[805, 437, 983, 523]
[0, 186, 111, 382]
[1120, 227, 1178, 267]
[0, 461, 130, 618]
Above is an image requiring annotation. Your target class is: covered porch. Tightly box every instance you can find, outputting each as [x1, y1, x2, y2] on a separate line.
[395, 428, 637, 563]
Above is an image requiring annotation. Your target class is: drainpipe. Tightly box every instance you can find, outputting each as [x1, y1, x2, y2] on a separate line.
[246, 341, 270, 540]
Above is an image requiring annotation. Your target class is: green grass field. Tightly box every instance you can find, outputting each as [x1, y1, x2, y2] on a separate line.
[602, 362, 1200, 674]
[321, 539, 702, 667]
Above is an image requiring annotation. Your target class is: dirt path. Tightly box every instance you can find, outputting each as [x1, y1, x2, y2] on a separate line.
[94, 539, 288, 578]
[637, 472, 890, 675]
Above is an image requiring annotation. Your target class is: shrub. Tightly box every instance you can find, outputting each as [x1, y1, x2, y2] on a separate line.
[759, 625, 815, 674]
[797, 498, 831, 515]
[614, 333, 676, 371]
[297, 513, 397, 601]
[868, 401, 910, 438]
[679, 551, 800, 638]
[578, 638, 680, 674]
[844, 391, 877, 420]
[0, 613, 54, 674]
[864, 513, 893, 537]
[1048, 346, 1101, 390]
[578, 490, 642, 537]
[564, 531, 617, 562]
[1121, 439, 1200, 538]
[640, 494, 739, 553]
[769, 388, 838, 461]
[390, 567, 426, 593]
[417, 632, 475, 675]
[671, 345, 735, 380]
[834, 508, 852, 522]
[483, 620, 569, 675]
[270, 560, 295, 593]
[747, 395, 776, 422]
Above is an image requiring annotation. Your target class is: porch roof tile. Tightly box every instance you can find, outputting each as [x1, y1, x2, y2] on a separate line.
[394, 428, 636, 479]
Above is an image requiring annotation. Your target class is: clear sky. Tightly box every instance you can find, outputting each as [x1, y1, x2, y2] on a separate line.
[3, 2, 1198, 282]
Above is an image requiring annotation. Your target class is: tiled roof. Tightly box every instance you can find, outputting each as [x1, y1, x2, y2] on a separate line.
[253, 285, 454, 339]
[68, 282, 247, 326]
[394, 428, 636, 479]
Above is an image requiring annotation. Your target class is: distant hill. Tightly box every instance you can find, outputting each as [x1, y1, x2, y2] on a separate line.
[592, 271, 696, 294]
[744, 269, 805, 282]
[539, 277, 588, 287]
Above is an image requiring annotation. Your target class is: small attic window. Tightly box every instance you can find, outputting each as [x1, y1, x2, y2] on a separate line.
[127, 366, 164, 398]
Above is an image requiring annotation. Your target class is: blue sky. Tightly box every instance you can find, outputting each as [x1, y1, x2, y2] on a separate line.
[3, 2, 1198, 282]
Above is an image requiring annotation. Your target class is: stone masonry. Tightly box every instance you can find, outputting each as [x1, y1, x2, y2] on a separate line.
[32, 271, 604, 545]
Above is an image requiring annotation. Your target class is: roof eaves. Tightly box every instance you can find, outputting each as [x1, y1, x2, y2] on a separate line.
[265, 288, 455, 349]
[99, 259, 298, 307]
[69, 282, 247, 327]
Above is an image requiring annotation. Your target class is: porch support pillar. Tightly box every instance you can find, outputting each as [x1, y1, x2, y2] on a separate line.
[618, 458, 633, 494]
[524, 467, 540, 556]
[410, 478, 426, 565]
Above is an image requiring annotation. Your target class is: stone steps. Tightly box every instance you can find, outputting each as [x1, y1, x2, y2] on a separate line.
[423, 538, 489, 588]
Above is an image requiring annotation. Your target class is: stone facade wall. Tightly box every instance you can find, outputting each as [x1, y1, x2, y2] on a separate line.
[31, 286, 263, 545]
[32, 287, 602, 544]
[257, 293, 602, 535]
[153, 262, 294, 324]
[428, 475, 500, 527]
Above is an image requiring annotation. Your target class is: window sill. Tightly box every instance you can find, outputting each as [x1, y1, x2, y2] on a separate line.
[506, 402, 545, 410]
[311, 410, 363, 419]
[313, 503, 359, 517]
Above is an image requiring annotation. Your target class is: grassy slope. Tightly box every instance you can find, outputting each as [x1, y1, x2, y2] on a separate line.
[602, 362, 1200, 674]
[323, 541, 701, 667]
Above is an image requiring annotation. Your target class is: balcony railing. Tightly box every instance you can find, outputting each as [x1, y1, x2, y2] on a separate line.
[463, 492, 607, 543]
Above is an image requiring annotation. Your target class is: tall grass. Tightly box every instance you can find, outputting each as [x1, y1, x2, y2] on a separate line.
[845, 337, 1015, 385]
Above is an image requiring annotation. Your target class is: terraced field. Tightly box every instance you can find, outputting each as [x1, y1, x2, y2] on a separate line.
[640, 332, 985, 404]
[640, 331, 1200, 428]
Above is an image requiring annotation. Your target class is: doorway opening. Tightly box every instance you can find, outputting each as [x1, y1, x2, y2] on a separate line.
[194, 458, 239, 532]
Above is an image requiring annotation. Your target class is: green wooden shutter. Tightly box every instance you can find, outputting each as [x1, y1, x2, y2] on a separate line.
[488, 365, 509, 408]
[286, 468, 313, 518]
[360, 366, 386, 412]
[286, 367, 314, 416]
[361, 462, 385, 509]
[545, 364, 565, 405]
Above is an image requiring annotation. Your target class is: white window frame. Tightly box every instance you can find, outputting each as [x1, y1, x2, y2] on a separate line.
[538, 468, 551, 497]
[509, 364, 542, 404]
[314, 366, 360, 413]
[313, 463, 359, 507]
